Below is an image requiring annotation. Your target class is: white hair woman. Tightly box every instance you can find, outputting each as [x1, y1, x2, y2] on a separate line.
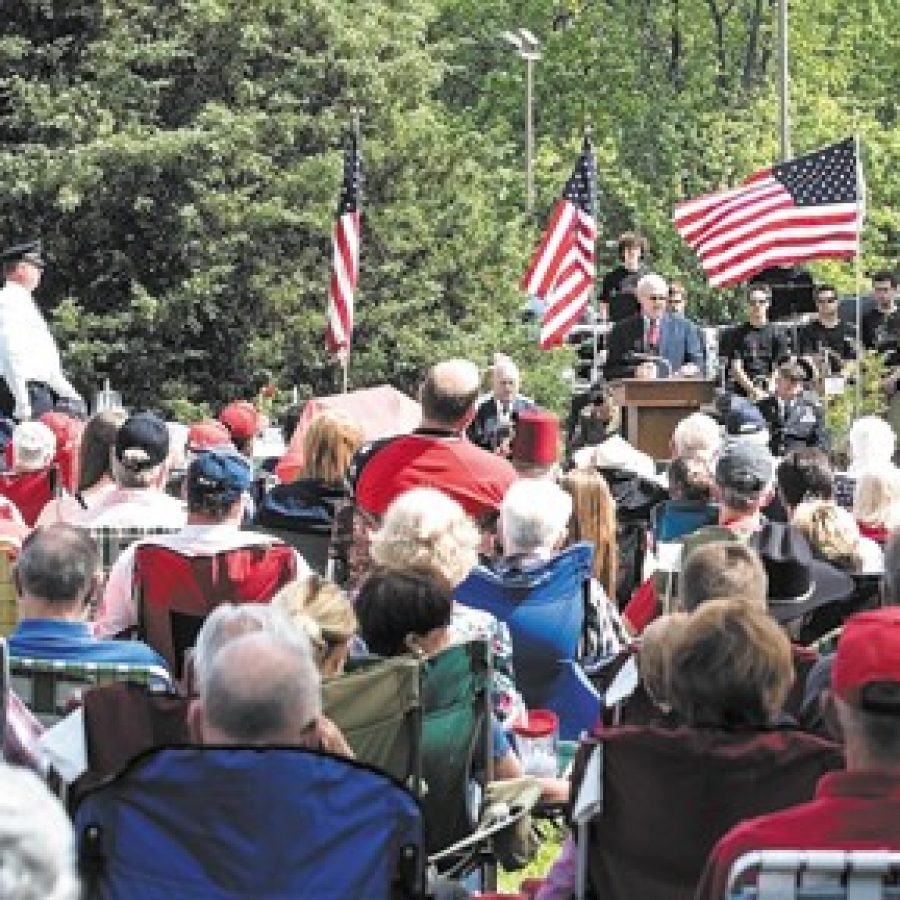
[854, 465, 900, 546]
[369, 486, 525, 726]
[848, 417, 896, 475]
[670, 412, 721, 465]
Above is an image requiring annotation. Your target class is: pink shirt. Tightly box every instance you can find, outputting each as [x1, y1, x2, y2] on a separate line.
[73, 487, 187, 531]
[94, 522, 310, 637]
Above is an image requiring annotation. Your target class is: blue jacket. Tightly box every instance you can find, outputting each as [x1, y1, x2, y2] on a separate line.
[605, 313, 705, 378]
[9, 619, 167, 669]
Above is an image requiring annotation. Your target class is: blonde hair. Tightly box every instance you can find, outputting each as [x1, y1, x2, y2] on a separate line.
[793, 500, 864, 572]
[853, 465, 900, 530]
[274, 575, 357, 672]
[369, 488, 479, 586]
[302, 410, 364, 484]
[561, 468, 618, 599]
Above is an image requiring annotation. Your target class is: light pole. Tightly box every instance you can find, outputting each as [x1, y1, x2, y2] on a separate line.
[502, 28, 541, 214]
[778, 0, 790, 160]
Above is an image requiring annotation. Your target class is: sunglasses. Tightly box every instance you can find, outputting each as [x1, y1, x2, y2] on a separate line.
[747, 297, 769, 306]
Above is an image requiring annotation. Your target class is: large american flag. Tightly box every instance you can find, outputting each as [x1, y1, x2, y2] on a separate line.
[520, 137, 597, 349]
[673, 137, 862, 289]
[325, 132, 362, 355]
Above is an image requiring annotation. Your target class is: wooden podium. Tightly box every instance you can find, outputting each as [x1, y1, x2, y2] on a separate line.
[610, 378, 716, 460]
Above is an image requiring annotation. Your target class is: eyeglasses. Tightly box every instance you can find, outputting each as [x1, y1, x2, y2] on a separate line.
[817, 296, 838, 304]
[648, 294, 668, 301]
[747, 297, 769, 306]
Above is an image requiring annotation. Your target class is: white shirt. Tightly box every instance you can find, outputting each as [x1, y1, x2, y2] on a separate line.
[94, 521, 311, 637]
[0, 281, 79, 420]
[35, 480, 118, 528]
[72, 486, 187, 530]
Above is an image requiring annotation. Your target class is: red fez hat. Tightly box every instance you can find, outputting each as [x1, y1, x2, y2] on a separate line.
[511, 409, 559, 467]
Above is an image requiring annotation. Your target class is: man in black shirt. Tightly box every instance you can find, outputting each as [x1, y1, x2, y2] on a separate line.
[861, 270, 900, 352]
[720, 285, 790, 401]
[599, 231, 647, 323]
[797, 284, 858, 375]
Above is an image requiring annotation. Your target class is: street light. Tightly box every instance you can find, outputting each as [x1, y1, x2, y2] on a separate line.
[502, 28, 541, 214]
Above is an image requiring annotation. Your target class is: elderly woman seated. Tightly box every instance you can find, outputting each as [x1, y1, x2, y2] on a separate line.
[368, 486, 525, 727]
[456, 479, 612, 738]
[536, 599, 842, 900]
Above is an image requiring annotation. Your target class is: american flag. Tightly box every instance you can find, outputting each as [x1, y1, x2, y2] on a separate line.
[325, 132, 362, 355]
[673, 137, 861, 289]
[520, 137, 597, 349]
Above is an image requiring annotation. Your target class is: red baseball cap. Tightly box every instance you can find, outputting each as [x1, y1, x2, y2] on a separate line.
[188, 418, 232, 453]
[218, 401, 261, 442]
[833, 608, 900, 707]
[39, 411, 83, 448]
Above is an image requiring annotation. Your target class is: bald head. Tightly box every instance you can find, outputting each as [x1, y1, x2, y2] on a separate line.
[192, 631, 321, 746]
[420, 359, 481, 429]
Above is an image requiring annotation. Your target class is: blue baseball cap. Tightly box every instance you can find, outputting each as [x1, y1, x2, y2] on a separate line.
[187, 450, 253, 499]
[725, 401, 767, 438]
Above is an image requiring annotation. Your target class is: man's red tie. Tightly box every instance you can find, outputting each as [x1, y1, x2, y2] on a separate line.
[648, 318, 660, 348]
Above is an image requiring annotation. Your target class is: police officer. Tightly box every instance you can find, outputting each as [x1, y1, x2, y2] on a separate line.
[756, 360, 828, 458]
[0, 240, 82, 421]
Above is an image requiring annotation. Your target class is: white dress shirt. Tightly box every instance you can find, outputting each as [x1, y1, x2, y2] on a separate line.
[72, 486, 187, 531]
[0, 281, 79, 420]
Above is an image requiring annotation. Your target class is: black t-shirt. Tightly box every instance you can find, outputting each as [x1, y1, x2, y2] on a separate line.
[720, 323, 789, 388]
[601, 264, 644, 322]
[797, 320, 856, 361]
[861, 307, 900, 353]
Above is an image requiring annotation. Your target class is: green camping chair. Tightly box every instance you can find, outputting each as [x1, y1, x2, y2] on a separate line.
[322, 654, 422, 792]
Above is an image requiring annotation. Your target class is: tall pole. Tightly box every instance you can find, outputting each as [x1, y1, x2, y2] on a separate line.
[854, 129, 864, 416]
[525, 55, 535, 214]
[778, 0, 791, 160]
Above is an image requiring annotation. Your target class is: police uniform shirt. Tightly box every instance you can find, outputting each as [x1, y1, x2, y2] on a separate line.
[721, 323, 790, 386]
[759, 391, 827, 457]
[0, 280, 78, 420]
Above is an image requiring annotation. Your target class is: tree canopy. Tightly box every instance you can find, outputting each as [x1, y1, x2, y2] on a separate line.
[0, 1, 895, 415]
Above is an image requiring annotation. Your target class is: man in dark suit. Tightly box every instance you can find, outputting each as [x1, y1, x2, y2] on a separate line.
[604, 272, 704, 379]
[467, 353, 534, 451]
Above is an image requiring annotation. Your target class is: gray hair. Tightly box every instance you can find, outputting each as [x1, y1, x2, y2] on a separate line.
[110, 454, 165, 489]
[0, 764, 78, 900]
[500, 478, 573, 556]
[192, 602, 311, 694]
[671, 413, 721, 464]
[848, 417, 897, 470]
[16, 524, 97, 607]
[717, 484, 768, 514]
[636, 272, 668, 301]
[201, 630, 322, 745]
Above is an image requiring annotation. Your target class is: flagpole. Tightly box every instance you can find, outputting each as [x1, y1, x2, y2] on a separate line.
[586, 130, 601, 385]
[854, 128, 863, 416]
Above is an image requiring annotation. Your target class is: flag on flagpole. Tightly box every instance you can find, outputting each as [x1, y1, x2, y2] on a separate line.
[325, 131, 362, 356]
[520, 137, 597, 349]
[673, 137, 862, 289]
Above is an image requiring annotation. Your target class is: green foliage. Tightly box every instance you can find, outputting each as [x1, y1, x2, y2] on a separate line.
[0, 1, 896, 416]
[825, 351, 887, 465]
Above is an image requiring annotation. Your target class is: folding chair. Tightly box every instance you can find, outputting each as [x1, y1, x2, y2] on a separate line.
[10, 656, 173, 726]
[568, 726, 843, 900]
[89, 526, 179, 579]
[133, 542, 297, 677]
[75, 745, 425, 900]
[0, 466, 60, 526]
[455, 544, 601, 740]
[0, 538, 18, 637]
[728, 850, 900, 899]
[323, 654, 422, 791]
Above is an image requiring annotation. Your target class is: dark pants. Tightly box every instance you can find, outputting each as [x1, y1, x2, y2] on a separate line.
[0, 379, 82, 421]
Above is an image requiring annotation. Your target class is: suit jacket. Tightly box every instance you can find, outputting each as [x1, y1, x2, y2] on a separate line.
[467, 394, 534, 449]
[604, 313, 704, 379]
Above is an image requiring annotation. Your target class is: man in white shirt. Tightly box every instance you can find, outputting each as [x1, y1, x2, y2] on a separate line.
[95, 448, 309, 637]
[74, 412, 186, 531]
[0, 241, 82, 421]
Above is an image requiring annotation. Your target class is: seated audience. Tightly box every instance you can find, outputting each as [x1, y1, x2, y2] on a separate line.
[274, 575, 357, 677]
[8, 524, 165, 668]
[72, 411, 186, 529]
[253, 408, 363, 578]
[723, 401, 771, 449]
[96, 448, 309, 637]
[698, 606, 900, 899]
[0, 762, 78, 900]
[835, 416, 897, 508]
[792, 500, 882, 574]
[0, 420, 59, 526]
[350, 358, 517, 524]
[368, 486, 524, 727]
[36, 409, 125, 526]
[669, 411, 721, 466]
[218, 400, 262, 460]
[537, 599, 841, 900]
[775, 447, 835, 518]
[636, 612, 689, 716]
[680, 541, 768, 613]
[356, 566, 567, 803]
[853, 465, 900, 545]
[652, 456, 717, 543]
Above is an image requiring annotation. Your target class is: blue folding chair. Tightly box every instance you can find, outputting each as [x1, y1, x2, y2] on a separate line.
[75, 745, 424, 899]
[455, 542, 601, 740]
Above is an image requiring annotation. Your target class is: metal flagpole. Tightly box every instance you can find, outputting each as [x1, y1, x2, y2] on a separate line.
[586, 131, 601, 385]
[854, 128, 864, 416]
